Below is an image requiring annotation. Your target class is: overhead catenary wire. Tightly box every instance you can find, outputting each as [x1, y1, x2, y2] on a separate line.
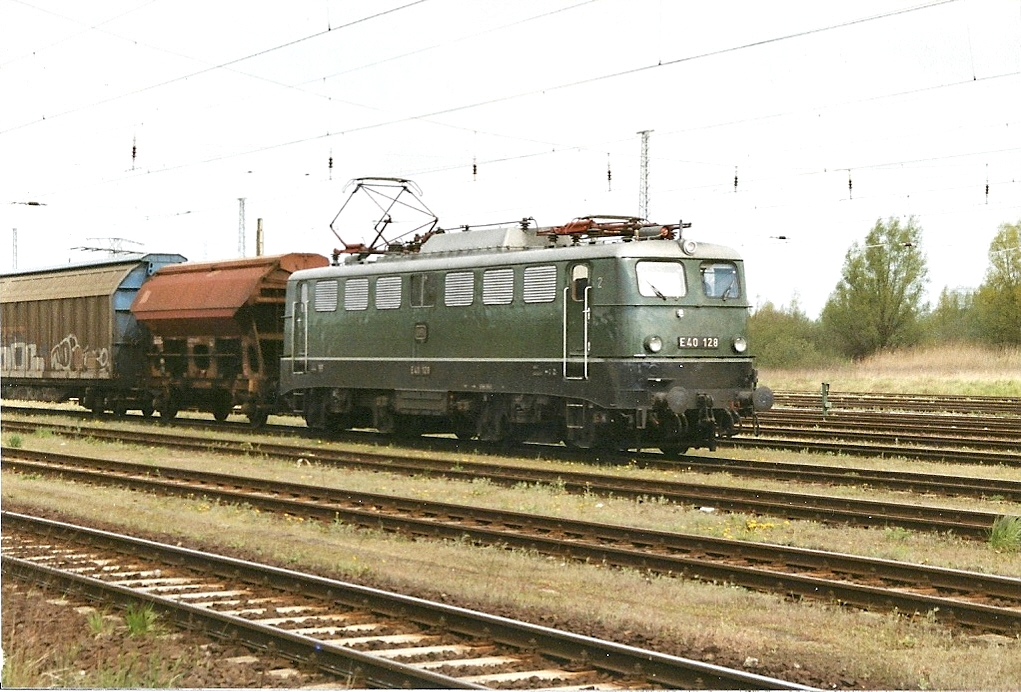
[5, 0, 1011, 199]
[3, 0, 1018, 260]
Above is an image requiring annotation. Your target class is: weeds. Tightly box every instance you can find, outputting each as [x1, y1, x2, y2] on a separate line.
[123, 603, 161, 637]
[989, 515, 1021, 552]
[6, 433, 23, 448]
[86, 609, 113, 636]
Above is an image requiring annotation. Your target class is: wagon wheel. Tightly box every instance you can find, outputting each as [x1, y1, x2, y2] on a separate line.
[247, 410, 269, 428]
[158, 392, 179, 420]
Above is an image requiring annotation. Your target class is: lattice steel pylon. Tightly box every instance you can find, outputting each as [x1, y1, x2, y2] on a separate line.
[637, 130, 652, 220]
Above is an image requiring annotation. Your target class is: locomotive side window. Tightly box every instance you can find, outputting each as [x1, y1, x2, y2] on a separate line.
[483, 268, 514, 305]
[700, 261, 741, 300]
[344, 278, 369, 310]
[636, 261, 686, 298]
[410, 274, 437, 307]
[523, 265, 557, 303]
[445, 271, 474, 307]
[570, 264, 590, 301]
[314, 280, 338, 312]
[375, 276, 402, 309]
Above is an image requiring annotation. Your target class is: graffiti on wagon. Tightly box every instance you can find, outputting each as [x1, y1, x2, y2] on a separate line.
[1, 334, 110, 376]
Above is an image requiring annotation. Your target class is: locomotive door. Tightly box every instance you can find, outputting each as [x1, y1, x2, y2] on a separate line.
[563, 263, 591, 380]
[291, 282, 309, 374]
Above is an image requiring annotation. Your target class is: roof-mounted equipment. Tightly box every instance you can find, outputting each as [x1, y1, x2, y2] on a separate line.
[538, 215, 691, 245]
[329, 177, 440, 261]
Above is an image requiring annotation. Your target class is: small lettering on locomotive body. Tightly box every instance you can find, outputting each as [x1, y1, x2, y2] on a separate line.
[411, 364, 431, 376]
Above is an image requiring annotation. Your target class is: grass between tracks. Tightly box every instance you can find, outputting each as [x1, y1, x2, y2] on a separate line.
[2, 422, 1021, 689]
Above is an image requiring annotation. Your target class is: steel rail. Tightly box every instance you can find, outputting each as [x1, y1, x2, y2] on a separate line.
[761, 409, 1020, 437]
[5, 451, 1020, 636]
[774, 392, 1021, 416]
[744, 424, 1019, 453]
[1, 511, 811, 691]
[4, 402, 1019, 465]
[722, 436, 1020, 466]
[6, 418, 1020, 502]
[4, 424, 1018, 532]
[637, 455, 1021, 502]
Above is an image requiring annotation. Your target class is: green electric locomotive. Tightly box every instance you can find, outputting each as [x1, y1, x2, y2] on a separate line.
[280, 210, 773, 455]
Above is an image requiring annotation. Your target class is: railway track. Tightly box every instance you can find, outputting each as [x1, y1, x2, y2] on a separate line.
[4, 397, 1020, 465]
[5, 414, 1021, 506]
[4, 422, 1018, 535]
[2, 511, 810, 690]
[761, 408, 1021, 437]
[742, 419, 1018, 454]
[774, 391, 1021, 416]
[5, 448, 1021, 636]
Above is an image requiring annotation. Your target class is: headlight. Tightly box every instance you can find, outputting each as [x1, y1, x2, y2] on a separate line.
[732, 336, 748, 354]
[644, 335, 663, 353]
[681, 239, 698, 256]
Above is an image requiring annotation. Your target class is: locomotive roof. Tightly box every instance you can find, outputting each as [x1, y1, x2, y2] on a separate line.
[294, 225, 742, 280]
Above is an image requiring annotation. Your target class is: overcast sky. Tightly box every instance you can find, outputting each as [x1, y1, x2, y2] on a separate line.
[2, 0, 1019, 316]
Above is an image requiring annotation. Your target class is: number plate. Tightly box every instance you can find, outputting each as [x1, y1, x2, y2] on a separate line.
[678, 336, 719, 349]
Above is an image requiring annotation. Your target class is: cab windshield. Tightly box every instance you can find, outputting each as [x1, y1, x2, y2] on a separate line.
[636, 261, 686, 299]
[700, 261, 741, 300]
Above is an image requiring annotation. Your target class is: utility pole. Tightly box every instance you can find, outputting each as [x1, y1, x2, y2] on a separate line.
[237, 197, 247, 257]
[637, 130, 652, 220]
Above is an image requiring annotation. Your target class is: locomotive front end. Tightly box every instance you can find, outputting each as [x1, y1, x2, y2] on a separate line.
[592, 236, 773, 454]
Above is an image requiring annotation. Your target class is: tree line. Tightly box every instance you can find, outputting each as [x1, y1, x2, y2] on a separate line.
[749, 217, 1021, 367]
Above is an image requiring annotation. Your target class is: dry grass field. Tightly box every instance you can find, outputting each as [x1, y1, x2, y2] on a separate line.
[761, 343, 1021, 396]
[2, 344, 1020, 689]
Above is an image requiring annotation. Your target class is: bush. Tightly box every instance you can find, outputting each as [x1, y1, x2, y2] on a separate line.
[749, 300, 831, 369]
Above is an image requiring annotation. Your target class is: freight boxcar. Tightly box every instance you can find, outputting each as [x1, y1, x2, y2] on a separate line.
[130, 253, 329, 425]
[1, 253, 187, 413]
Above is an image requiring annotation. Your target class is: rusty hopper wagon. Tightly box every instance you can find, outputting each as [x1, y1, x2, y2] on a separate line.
[1, 253, 187, 413]
[130, 253, 329, 425]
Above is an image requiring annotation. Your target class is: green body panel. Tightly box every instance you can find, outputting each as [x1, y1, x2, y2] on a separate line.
[285, 251, 751, 366]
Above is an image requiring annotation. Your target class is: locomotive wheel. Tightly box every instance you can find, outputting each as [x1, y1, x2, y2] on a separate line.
[659, 444, 690, 459]
[393, 415, 422, 439]
[213, 401, 232, 422]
